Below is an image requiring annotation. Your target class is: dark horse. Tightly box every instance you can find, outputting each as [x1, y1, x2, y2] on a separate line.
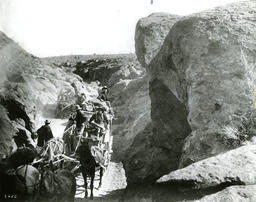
[0, 147, 40, 201]
[76, 139, 104, 199]
[39, 166, 76, 202]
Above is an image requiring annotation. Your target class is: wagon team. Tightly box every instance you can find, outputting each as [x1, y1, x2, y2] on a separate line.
[36, 85, 114, 153]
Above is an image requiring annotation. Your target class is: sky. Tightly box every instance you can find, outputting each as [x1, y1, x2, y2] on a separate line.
[0, 0, 241, 57]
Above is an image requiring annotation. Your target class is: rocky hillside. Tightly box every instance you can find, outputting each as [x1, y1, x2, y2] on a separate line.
[0, 32, 99, 159]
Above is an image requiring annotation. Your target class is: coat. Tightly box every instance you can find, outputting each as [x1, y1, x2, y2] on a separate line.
[37, 124, 53, 147]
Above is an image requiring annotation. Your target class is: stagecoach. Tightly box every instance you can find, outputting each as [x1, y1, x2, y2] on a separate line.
[33, 101, 114, 198]
[44, 108, 112, 171]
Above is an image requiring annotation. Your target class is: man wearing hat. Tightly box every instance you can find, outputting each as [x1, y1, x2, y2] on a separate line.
[88, 107, 109, 139]
[78, 93, 87, 106]
[74, 105, 87, 136]
[97, 86, 108, 102]
[36, 120, 54, 147]
[74, 105, 87, 128]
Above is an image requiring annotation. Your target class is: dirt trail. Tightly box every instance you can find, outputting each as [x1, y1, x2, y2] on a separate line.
[76, 162, 127, 199]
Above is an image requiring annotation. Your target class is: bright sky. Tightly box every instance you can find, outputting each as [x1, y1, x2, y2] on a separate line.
[0, 0, 241, 57]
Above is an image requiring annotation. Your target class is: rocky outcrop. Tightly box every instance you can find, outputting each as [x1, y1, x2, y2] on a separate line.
[195, 185, 256, 202]
[123, 77, 191, 184]
[135, 13, 180, 67]
[134, 0, 256, 182]
[121, 13, 191, 184]
[0, 31, 98, 157]
[157, 145, 256, 188]
[110, 75, 150, 161]
[173, 1, 256, 166]
[0, 105, 17, 160]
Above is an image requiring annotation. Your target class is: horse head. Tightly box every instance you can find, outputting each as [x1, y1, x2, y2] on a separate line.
[40, 166, 56, 196]
[39, 167, 76, 201]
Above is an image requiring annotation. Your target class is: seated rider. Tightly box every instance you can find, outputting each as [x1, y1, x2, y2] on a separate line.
[37, 120, 54, 148]
[78, 93, 87, 105]
[88, 107, 108, 139]
[97, 86, 108, 102]
[78, 93, 95, 111]
[74, 105, 87, 136]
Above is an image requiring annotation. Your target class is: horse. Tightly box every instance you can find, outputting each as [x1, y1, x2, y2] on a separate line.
[63, 110, 95, 156]
[39, 167, 76, 202]
[15, 164, 40, 201]
[0, 167, 25, 200]
[0, 159, 40, 201]
[76, 138, 104, 199]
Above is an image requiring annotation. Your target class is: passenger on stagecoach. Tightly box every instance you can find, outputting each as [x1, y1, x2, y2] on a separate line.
[74, 105, 87, 135]
[77, 93, 95, 111]
[97, 86, 108, 102]
[97, 85, 113, 115]
[88, 107, 108, 139]
[78, 93, 87, 105]
[36, 120, 54, 147]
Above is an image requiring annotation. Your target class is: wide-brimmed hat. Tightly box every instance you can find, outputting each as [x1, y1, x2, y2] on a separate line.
[95, 106, 106, 111]
[75, 105, 82, 110]
[45, 120, 51, 124]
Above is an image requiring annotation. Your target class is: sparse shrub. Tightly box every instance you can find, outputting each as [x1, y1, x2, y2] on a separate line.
[222, 108, 256, 148]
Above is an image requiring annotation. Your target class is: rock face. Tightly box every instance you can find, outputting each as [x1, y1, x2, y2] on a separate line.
[171, 1, 256, 167]
[121, 13, 191, 184]
[157, 145, 256, 188]
[0, 105, 17, 160]
[110, 75, 150, 161]
[122, 77, 191, 184]
[135, 13, 180, 67]
[134, 0, 256, 180]
[195, 185, 256, 202]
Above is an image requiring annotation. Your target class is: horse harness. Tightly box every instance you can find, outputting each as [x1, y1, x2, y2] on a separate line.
[15, 165, 39, 196]
[16, 165, 28, 194]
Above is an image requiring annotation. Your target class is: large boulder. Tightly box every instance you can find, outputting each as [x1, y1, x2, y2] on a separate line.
[135, 0, 256, 175]
[121, 13, 190, 184]
[157, 145, 256, 189]
[110, 75, 151, 162]
[122, 77, 191, 184]
[195, 185, 256, 202]
[135, 13, 180, 67]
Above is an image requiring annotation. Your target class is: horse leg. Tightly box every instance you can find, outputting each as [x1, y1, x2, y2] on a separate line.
[90, 168, 95, 199]
[81, 167, 88, 198]
[98, 167, 103, 188]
